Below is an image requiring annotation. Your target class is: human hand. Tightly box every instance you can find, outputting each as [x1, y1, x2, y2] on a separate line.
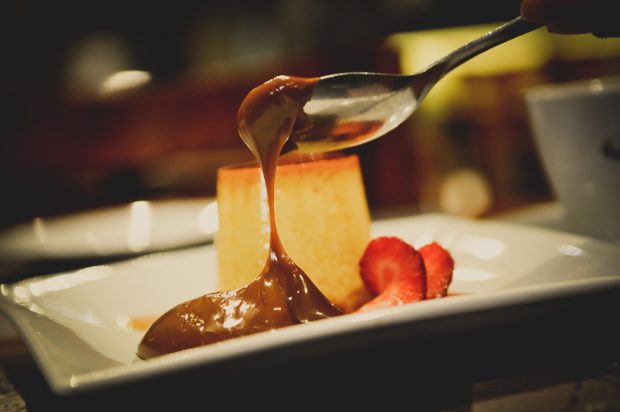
[521, 0, 618, 37]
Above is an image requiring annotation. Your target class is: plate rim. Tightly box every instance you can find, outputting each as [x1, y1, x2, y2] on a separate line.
[2, 212, 620, 394]
[0, 196, 217, 263]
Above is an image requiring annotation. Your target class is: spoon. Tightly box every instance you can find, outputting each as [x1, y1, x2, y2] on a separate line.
[286, 16, 542, 153]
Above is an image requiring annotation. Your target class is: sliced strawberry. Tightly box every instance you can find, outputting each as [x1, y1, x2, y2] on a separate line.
[359, 237, 422, 295]
[357, 270, 426, 312]
[419, 242, 454, 299]
[357, 237, 426, 312]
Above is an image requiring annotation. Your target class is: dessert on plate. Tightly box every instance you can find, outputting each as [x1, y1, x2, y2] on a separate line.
[138, 76, 346, 359]
[216, 153, 372, 313]
[137, 75, 454, 359]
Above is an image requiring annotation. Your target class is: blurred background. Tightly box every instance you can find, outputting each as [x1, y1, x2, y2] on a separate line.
[1, 0, 620, 229]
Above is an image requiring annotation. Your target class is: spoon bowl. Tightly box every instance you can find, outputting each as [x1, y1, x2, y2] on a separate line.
[287, 17, 541, 153]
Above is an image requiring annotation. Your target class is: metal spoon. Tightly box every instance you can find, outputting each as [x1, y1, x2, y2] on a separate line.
[287, 17, 542, 153]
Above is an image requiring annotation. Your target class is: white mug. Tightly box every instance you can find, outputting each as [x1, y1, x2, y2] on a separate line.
[525, 77, 620, 240]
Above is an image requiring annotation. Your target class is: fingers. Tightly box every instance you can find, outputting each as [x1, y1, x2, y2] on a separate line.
[521, 0, 557, 23]
[521, 0, 619, 37]
[521, 0, 585, 24]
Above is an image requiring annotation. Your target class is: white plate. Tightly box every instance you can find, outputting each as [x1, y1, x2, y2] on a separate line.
[494, 201, 620, 243]
[0, 197, 218, 262]
[1, 213, 619, 395]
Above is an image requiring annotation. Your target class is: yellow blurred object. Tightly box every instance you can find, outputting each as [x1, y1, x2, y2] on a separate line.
[385, 23, 551, 117]
[386, 24, 552, 76]
[385, 23, 620, 117]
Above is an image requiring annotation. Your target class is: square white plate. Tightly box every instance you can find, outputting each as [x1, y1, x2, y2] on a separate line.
[1, 213, 619, 395]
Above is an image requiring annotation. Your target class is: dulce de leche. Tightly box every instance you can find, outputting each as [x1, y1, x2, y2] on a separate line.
[138, 76, 371, 359]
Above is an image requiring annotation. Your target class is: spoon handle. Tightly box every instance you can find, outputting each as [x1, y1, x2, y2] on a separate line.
[428, 16, 542, 81]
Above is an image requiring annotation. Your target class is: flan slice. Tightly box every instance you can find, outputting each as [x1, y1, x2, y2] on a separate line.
[216, 154, 372, 313]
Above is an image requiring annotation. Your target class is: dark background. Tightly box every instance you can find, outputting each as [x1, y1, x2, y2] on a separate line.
[1, 1, 521, 96]
[1, 0, 619, 229]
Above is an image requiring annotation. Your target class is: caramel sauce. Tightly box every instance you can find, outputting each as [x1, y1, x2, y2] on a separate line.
[137, 76, 343, 359]
[129, 316, 156, 332]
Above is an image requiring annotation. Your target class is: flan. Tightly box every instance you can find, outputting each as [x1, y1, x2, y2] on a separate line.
[216, 153, 372, 313]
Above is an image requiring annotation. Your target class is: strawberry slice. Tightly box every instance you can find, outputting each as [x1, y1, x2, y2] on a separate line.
[419, 242, 454, 299]
[357, 237, 426, 312]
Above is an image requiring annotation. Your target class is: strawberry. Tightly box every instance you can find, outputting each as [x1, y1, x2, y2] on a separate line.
[419, 242, 454, 299]
[357, 237, 426, 312]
